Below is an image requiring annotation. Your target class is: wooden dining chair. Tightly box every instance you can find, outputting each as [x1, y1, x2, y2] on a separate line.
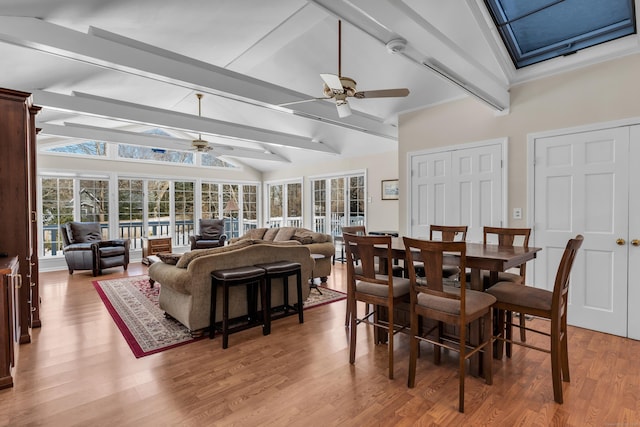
[414, 225, 468, 279]
[482, 226, 531, 342]
[486, 235, 583, 404]
[342, 225, 403, 326]
[403, 237, 496, 413]
[343, 232, 411, 379]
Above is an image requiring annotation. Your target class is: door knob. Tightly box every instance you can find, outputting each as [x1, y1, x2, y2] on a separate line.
[616, 238, 626, 245]
[632, 239, 640, 247]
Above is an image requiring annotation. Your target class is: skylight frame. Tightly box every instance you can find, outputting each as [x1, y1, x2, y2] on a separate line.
[484, 0, 637, 69]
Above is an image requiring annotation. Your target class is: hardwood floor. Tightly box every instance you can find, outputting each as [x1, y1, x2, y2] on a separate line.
[1, 262, 638, 426]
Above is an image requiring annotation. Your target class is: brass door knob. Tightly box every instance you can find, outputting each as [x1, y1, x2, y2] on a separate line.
[632, 239, 640, 247]
[616, 238, 626, 245]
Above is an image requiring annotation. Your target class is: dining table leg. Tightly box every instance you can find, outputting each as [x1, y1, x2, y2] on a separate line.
[468, 267, 483, 377]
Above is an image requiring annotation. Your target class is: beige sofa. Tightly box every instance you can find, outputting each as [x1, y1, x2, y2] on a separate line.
[230, 227, 335, 282]
[148, 240, 315, 333]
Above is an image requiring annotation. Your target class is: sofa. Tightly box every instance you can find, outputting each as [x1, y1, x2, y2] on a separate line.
[229, 227, 335, 282]
[148, 240, 315, 333]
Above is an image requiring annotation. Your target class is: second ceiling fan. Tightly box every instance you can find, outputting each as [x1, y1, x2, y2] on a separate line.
[319, 20, 410, 118]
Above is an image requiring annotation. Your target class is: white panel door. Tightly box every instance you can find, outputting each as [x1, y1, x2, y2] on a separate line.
[628, 126, 640, 339]
[534, 127, 629, 336]
[410, 142, 504, 241]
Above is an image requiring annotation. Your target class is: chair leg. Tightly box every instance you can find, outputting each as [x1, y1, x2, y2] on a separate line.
[388, 305, 394, 380]
[561, 319, 570, 383]
[349, 298, 357, 364]
[505, 311, 513, 358]
[519, 311, 527, 342]
[550, 324, 564, 404]
[458, 322, 466, 413]
[495, 308, 505, 359]
[433, 322, 443, 365]
[483, 311, 493, 385]
[407, 312, 419, 388]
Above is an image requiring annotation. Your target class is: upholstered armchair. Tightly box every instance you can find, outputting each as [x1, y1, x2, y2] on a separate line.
[189, 218, 227, 250]
[60, 222, 130, 276]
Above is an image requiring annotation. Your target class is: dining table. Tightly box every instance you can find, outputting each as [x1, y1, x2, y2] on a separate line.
[373, 236, 542, 376]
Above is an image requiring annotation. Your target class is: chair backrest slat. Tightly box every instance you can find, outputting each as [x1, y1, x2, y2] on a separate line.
[430, 225, 468, 242]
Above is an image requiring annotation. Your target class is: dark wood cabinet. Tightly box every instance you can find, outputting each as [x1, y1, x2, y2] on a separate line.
[0, 257, 19, 389]
[0, 88, 40, 344]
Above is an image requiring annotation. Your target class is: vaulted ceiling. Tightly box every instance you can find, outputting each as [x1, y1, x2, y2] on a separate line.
[1, 0, 639, 172]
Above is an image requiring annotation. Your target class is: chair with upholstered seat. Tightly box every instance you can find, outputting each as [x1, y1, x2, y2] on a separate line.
[414, 225, 468, 279]
[343, 232, 411, 379]
[404, 237, 495, 413]
[61, 221, 130, 276]
[342, 225, 403, 326]
[486, 235, 583, 404]
[189, 218, 227, 250]
[481, 226, 531, 342]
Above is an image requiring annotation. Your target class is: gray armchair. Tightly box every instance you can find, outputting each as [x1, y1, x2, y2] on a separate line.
[61, 222, 130, 276]
[189, 218, 227, 250]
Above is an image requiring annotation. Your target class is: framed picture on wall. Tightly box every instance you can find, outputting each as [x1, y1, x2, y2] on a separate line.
[381, 179, 399, 200]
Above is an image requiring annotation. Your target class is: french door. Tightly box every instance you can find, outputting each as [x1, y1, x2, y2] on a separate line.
[409, 140, 505, 242]
[533, 126, 640, 339]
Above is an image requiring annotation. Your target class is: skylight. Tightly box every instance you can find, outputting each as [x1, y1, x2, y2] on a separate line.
[484, 0, 636, 68]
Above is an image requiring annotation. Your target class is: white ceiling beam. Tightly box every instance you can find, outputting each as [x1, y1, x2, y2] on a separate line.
[0, 16, 397, 139]
[38, 123, 288, 162]
[31, 90, 338, 154]
[308, 0, 510, 111]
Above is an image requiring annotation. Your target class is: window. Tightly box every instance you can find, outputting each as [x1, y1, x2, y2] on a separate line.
[265, 181, 302, 228]
[118, 179, 144, 248]
[201, 182, 220, 219]
[79, 179, 109, 237]
[201, 153, 238, 169]
[174, 181, 195, 246]
[118, 144, 194, 164]
[242, 184, 258, 232]
[41, 178, 74, 256]
[147, 180, 171, 237]
[311, 172, 366, 237]
[484, 0, 636, 68]
[44, 141, 107, 156]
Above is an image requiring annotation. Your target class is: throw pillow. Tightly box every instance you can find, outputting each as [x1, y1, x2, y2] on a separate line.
[273, 227, 296, 242]
[157, 252, 181, 265]
[263, 227, 279, 241]
[291, 235, 313, 244]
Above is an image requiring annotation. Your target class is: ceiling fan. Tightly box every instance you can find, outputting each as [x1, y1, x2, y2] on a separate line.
[288, 20, 410, 118]
[191, 93, 213, 152]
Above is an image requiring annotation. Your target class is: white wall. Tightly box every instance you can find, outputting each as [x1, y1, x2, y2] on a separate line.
[399, 53, 640, 236]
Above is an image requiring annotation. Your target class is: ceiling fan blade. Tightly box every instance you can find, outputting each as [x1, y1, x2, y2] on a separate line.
[336, 100, 352, 118]
[320, 73, 344, 93]
[353, 88, 410, 99]
[278, 97, 331, 107]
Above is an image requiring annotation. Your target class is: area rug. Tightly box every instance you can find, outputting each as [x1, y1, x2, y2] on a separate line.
[93, 275, 346, 358]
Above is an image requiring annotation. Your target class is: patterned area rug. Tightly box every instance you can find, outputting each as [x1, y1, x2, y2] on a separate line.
[93, 275, 346, 358]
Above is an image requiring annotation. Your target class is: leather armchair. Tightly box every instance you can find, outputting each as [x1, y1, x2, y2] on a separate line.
[189, 218, 227, 250]
[61, 222, 130, 276]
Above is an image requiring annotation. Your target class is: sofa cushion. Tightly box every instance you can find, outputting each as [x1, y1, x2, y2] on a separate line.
[157, 252, 182, 265]
[176, 240, 252, 268]
[66, 222, 102, 244]
[263, 228, 279, 241]
[274, 227, 296, 242]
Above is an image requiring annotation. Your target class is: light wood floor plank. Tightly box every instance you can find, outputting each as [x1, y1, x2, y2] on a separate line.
[0, 262, 638, 426]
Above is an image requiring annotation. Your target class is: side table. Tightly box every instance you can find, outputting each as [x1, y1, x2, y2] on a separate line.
[310, 253, 325, 295]
[141, 236, 172, 265]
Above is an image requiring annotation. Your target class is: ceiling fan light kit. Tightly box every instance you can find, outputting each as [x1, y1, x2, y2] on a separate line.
[319, 20, 410, 118]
